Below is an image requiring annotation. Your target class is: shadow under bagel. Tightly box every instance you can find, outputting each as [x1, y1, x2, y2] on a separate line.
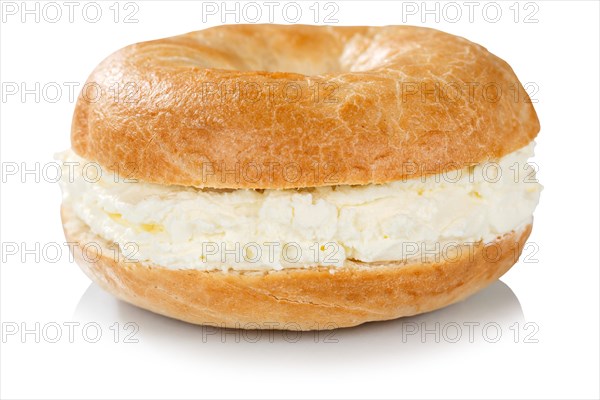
[74, 279, 525, 361]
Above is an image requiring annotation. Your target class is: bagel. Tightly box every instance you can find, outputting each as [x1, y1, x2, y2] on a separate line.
[60, 24, 541, 330]
[71, 24, 539, 189]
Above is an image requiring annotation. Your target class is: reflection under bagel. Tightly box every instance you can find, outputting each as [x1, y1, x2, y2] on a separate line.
[74, 279, 524, 357]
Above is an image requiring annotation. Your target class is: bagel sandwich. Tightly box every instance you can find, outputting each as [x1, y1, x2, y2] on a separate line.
[58, 25, 541, 330]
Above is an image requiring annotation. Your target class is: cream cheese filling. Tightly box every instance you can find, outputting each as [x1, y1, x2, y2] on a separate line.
[57, 144, 541, 271]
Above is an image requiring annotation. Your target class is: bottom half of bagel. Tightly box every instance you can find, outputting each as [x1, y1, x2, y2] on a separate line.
[61, 205, 532, 331]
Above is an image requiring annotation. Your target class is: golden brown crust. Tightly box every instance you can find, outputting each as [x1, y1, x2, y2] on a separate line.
[71, 24, 539, 189]
[62, 205, 532, 330]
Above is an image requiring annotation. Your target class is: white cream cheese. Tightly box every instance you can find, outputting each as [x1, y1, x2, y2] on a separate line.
[57, 144, 542, 271]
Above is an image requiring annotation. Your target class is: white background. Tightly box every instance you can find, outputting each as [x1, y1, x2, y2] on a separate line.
[1, 1, 599, 399]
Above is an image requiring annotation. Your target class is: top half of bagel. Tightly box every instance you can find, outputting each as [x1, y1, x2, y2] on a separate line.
[71, 24, 539, 189]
